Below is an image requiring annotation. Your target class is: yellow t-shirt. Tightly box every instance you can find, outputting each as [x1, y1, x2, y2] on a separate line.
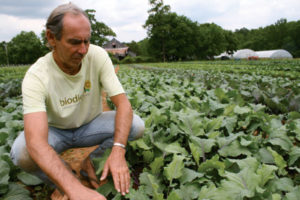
[22, 44, 124, 129]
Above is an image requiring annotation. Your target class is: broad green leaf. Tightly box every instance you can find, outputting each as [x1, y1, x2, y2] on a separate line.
[179, 168, 203, 184]
[234, 105, 251, 115]
[272, 193, 282, 200]
[198, 155, 225, 175]
[0, 159, 10, 194]
[2, 183, 31, 200]
[284, 186, 300, 200]
[0, 132, 8, 145]
[198, 183, 222, 200]
[0, 145, 8, 157]
[93, 148, 112, 175]
[218, 140, 251, 157]
[219, 168, 261, 198]
[126, 186, 150, 200]
[139, 172, 164, 200]
[274, 177, 294, 192]
[178, 113, 204, 136]
[142, 150, 154, 163]
[167, 189, 182, 200]
[288, 146, 300, 166]
[222, 116, 238, 133]
[17, 171, 43, 186]
[223, 104, 236, 116]
[240, 137, 252, 146]
[150, 156, 164, 175]
[257, 164, 277, 187]
[215, 88, 229, 103]
[96, 177, 115, 196]
[189, 142, 200, 166]
[267, 147, 287, 175]
[205, 116, 223, 133]
[228, 157, 259, 171]
[268, 137, 292, 151]
[135, 139, 152, 150]
[190, 136, 215, 155]
[258, 147, 274, 164]
[288, 119, 300, 141]
[164, 154, 185, 182]
[164, 142, 188, 155]
[208, 99, 226, 112]
[180, 182, 201, 200]
[111, 194, 122, 200]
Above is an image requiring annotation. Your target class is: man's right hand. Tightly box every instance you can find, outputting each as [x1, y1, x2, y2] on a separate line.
[68, 186, 106, 200]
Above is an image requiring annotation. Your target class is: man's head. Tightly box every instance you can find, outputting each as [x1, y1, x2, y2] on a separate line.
[46, 3, 89, 41]
[46, 3, 91, 74]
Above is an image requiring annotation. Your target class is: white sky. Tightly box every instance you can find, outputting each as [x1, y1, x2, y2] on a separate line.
[0, 0, 300, 43]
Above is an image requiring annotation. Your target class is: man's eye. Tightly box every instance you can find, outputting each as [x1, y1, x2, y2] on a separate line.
[70, 40, 81, 45]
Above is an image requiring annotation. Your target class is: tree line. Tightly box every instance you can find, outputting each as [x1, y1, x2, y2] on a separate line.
[1, 0, 300, 65]
[0, 9, 115, 66]
[129, 0, 300, 61]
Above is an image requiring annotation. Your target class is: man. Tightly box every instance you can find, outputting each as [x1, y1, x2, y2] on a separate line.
[10, 3, 144, 200]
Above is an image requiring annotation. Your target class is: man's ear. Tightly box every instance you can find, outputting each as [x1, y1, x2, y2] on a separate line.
[46, 29, 56, 48]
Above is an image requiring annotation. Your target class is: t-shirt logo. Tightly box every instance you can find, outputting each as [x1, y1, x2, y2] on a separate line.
[84, 80, 91, 92]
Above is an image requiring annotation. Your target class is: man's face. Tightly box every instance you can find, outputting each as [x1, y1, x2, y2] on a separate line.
[50, 13, 91, 73]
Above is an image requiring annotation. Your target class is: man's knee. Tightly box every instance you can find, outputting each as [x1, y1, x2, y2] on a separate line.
[10, 132, 39, 172]
[129, 114, 145, 140]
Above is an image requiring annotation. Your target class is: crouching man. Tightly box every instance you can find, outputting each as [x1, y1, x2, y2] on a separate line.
[10, 3, 144, 200]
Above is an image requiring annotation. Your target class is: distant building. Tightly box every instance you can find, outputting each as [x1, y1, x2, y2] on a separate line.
[233, 49, 258, 59]
[215, 49, 293, 60]
[103, 38, 136, 60]
[255, 49, 293, 59]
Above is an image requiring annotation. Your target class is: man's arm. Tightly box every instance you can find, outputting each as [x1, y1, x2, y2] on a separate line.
[24, 112, 106, 200]
[100, 93, 133, 196]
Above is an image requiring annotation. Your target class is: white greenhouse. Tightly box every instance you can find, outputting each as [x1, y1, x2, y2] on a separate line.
[255, 49, 293, 59]
[233, 49, 258, 59]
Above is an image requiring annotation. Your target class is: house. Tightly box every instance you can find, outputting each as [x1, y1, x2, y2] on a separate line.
[103, 38, 135, 60]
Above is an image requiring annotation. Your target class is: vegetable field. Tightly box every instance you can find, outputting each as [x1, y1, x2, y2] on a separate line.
[0, 60, 300, 199]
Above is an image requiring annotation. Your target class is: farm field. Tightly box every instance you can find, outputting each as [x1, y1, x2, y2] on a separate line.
[0, 60, 300, 199]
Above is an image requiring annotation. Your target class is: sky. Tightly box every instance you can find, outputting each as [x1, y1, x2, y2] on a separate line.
[0, 0, 300, 43]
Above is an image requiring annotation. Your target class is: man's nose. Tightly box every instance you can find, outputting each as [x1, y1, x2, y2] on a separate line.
[78, 42, 88, 54]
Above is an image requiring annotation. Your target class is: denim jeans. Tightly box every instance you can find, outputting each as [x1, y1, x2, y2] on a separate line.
[10, 111, 145, 187]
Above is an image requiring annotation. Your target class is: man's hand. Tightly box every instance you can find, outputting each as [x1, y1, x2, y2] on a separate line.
[100, 146, 130, 196]
[68, 186, 107, 200]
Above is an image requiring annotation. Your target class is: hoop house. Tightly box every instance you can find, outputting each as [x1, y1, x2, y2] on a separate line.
[255, 49, 293, 59]
[233, 49, 258, 59]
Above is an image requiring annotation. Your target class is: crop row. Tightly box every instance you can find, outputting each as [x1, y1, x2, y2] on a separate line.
[0, 61, 299, 199]
[90, 66, 300, 199]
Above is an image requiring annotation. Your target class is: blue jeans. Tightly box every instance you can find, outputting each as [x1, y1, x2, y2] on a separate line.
[10, 111, 145, 187]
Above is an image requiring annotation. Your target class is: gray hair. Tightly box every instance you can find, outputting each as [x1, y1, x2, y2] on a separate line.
[46, 2, 89, 40]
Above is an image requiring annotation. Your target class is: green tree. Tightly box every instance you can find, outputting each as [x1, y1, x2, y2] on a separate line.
[285, 20, 300, 57]
[195, 23, 228, 59]
[233, 18, 300, 57]
[40, 30, 51, 55]
[8, 31, 44, 64]
[144, 0, 171, 61]
[137, 38, 151, 57]
[145, 0, 199, 61]
[0, 42, 9, 65]
[125, 41, 141, 55]
[164, 14, 198, 61]
[224, 30, 238, 55]
[85, 9, 116, 46]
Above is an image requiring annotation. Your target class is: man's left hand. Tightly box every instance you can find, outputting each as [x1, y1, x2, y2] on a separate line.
[100, 146, 130, 196]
